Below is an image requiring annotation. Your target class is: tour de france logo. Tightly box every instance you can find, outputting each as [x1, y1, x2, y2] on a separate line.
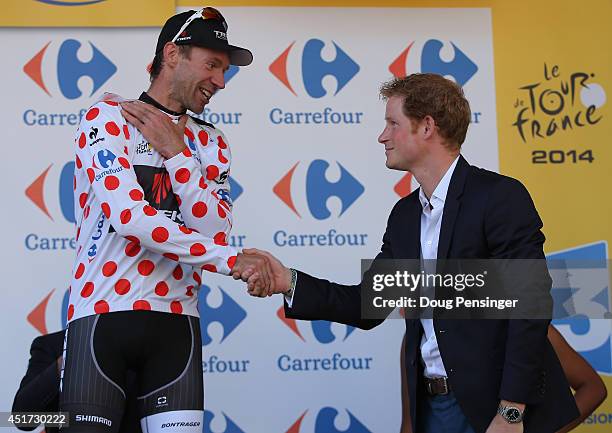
[512, 63, 606, 165]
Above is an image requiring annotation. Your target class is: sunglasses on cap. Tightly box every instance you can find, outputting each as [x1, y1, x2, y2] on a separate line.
[170, 7, 228, 44]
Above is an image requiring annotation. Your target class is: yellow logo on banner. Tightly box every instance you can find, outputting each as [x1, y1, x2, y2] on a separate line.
[1, 0, 174, 27]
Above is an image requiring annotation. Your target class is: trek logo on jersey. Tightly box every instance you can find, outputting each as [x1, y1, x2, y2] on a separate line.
[25, 162, 75, 224]
[198, 285, 247, 345]
[549, 241, 612, 374]
[203, 411, 245, 433]
[274, 160, 364, 220]
[284, 408, 372, 433]
[270, 39, 359, 98]
[388, 39, 478, 87]
[24, 39, 116, 99]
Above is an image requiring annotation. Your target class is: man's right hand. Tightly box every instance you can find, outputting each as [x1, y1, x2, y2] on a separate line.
[231, 252, 276, 297]
[240, 248, 292, 296]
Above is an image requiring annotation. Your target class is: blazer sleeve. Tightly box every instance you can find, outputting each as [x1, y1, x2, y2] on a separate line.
[485, 177, 552, 404]
[284, 201, 400, 330]
[12, 334, 62, 429]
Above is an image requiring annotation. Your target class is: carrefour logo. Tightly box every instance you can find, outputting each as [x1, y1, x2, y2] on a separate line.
[204, 410, 245, 433]
[26, 288, 70, 335]
[276, 307, 373, 373]
[285, 408, 372, 433]
[272, 160, 368, 248]
[270, 39, 359, 98]
[198, 284, 246, 345]
[25, 162, 75, 224]
[274, 160, 364, 220]
[23, 39, 116, 99]
[389, 39, 478, 86]
[549, 241, 612, 374]
[277, 307, 355, 344]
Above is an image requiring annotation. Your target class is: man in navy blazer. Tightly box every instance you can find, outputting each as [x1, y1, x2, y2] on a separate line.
[240, 73, 579, 433]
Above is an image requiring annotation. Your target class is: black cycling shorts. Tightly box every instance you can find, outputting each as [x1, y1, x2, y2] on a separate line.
[59, 310, 203, 433]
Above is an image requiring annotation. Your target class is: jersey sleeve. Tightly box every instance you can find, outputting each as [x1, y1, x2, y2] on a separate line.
[74, 102, 239, 275]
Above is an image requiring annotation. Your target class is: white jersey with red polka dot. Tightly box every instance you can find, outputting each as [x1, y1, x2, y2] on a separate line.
[68, 93, 239, 323]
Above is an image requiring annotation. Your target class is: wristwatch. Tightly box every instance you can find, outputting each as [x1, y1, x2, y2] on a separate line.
[497, 404, 524, 423]
[284, 268, 297, 298]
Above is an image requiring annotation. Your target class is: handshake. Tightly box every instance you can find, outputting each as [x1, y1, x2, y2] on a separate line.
[230, 248, 293, 297]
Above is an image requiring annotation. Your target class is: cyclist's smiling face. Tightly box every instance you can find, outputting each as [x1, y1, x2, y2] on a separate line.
[172, 46, 230, 114]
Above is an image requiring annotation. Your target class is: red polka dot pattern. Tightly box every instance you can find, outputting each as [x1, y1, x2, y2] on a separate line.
[104, 176, 119, 190]
[202, 264, 217, 273]
[143, 205, 157, 216]
[163, 253, 179, 262]
[214, 232, 227, 246]
[184, 128, 194, 141]
[171, 301, 183, 313]
[86, 107, 99, 121]
[79, 193, 88, 209]
[173, 265, 184, 280]
[218, 149, 228, 164]
[155, 281, 169, 296]
[78, 132, 86, 149]
[115, 279, 131, 295]
[102, 261, 117, 277]
[206, 165, 219, 180]
[105, 121, 120, 136]
[129, 189, 143, 201]
[81, 282, 94, 298]
[75, 263, 85, 279]
[138, 260, 155, 276]
[133, 300, 151, 310]
[101, 202, 111, 218]
[190, 243, 206, 256]
[192, 202, 207, 218]
[179, 225, 193, 235]
[152, 227, 169, 243]
[175, 168, 190, 183]
[125, 241, 141, 257]
[94, 300, 110, 314]
[118, 157, 130, 169]
[120, 209, 132, 224]
[198, 130, 209, 145]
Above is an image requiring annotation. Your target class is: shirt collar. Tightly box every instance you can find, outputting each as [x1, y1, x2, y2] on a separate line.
[139, 92, 186, 117]
[418, 155, 460, 210]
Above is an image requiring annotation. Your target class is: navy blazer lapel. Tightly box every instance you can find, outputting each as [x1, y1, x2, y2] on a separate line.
[396, 192, 422, 259]
[437, 155, 469, 260]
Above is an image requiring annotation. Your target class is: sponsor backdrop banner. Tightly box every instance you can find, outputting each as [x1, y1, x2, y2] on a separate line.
[0, 1, 609, 432]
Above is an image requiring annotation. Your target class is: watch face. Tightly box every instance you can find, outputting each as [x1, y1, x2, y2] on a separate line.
[506, 408, 521, 422]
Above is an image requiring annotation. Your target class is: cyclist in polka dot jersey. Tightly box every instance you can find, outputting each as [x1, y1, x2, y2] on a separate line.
[59, 8, 270, 433]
